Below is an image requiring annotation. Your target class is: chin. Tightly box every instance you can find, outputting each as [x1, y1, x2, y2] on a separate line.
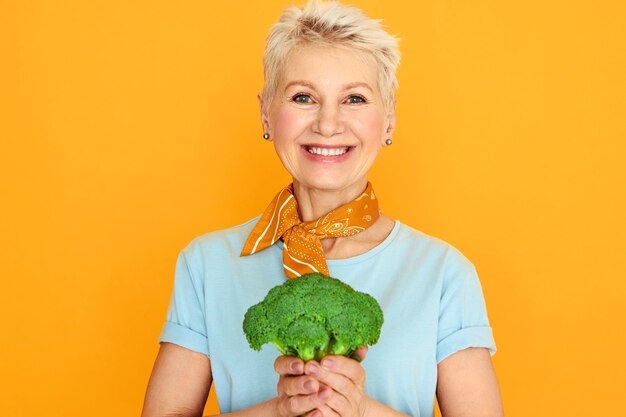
[294, 175, 364, 193]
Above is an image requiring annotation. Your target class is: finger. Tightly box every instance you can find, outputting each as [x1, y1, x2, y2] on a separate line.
[315, 385, 347, 417]
[320, 355, 366, 384]
[304, 360, 364, 399]
[302, 409, 323, 417]
[317, 384, 351, 416]
[277, 390, 330, 416]
[275, 355, 305, 376]
[277, 374, 320, 396]
[314, 382, 366, 417]
[313, 403, 341, 417]
[351, 346, 369, 363]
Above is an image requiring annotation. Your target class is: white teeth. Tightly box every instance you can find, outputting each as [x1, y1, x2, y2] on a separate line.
[307, 147, 349, 156]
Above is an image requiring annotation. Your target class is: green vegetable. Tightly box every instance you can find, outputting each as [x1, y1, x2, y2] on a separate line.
[242, 272, 384, 361]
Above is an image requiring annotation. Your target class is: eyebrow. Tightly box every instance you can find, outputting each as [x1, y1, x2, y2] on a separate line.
[284, 80, 373, 93]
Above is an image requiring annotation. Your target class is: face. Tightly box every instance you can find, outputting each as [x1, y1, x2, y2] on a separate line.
[259, 45, 396, 194]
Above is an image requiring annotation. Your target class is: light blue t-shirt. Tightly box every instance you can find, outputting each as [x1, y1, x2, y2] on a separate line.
[158, 216, 496, 417]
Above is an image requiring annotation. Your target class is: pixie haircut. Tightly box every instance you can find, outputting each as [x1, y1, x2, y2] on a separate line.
[261, 0, 401, 113]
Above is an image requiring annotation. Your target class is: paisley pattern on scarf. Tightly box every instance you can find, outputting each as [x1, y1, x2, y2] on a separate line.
[240, 182, 380, 278]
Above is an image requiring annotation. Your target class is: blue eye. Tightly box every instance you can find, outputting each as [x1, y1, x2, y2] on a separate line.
[291, 94, 365, 104]
[293, 94, 312, 103]
[347, 95, 365, 103]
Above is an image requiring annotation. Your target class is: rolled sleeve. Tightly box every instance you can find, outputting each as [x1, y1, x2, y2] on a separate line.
[159, 321, 209, 356]
[157, 249, 210, 357]
[436, 325, 496, 363]
[436, 249, 497, 364]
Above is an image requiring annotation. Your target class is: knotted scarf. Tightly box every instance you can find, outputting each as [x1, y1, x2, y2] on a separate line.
[240, 182, 380, 278]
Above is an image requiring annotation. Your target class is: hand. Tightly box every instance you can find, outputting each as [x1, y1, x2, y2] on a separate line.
[303, 347, 369, 417]
[274, 355, 331, 417]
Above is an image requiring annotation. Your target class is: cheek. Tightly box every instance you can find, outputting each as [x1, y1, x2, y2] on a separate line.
[272, 107, 308, 139]
[352, 110, 386, 142]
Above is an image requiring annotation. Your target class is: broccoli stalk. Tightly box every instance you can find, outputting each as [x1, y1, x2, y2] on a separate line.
[243, 273, 384, 362]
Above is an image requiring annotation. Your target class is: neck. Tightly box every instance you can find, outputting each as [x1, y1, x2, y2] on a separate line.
[292, 179, 369, 221]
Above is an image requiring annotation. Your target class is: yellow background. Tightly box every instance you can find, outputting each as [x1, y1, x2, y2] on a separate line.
[1, 1, 625, 416]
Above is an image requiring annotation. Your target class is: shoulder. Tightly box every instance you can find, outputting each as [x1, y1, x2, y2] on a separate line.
[179, 216, 261, 264]
[393, 221, 475, 270]
[402, 224, 484, 300]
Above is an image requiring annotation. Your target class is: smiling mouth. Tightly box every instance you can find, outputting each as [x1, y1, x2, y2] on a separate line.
[304, 146, 353, 156]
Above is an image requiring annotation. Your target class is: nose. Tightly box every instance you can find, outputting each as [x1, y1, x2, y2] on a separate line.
[313, 102, 344, 138]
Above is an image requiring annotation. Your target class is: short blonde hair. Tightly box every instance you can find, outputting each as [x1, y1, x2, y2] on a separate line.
[261, 0, 401, 113]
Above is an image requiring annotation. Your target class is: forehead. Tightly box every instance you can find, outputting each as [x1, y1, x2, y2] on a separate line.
[280, 45, 379, 91]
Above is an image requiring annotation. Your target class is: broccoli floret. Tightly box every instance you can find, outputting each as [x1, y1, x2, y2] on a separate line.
[242, 273, 384, 361]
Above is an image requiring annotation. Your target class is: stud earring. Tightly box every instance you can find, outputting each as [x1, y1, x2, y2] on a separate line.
[263, 133, 270, 140]
[385, 138, 393, 146]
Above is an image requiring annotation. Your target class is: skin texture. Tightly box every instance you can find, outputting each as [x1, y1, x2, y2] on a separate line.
[141, 45, 504, 417]
[259, 44, 396, 222]
[436, 348, 504, 416]
[274, 347, 371, 417]
[141, 344, 503, 417]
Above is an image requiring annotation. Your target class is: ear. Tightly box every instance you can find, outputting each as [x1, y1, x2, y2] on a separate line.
[258, 92, 272, 136]
[384, 96, 397, 139]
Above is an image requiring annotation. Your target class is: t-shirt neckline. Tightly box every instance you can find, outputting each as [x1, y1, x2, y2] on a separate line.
[274, 220, 402, 266]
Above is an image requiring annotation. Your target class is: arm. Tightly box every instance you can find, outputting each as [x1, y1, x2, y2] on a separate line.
[286, 348, 409, 417]
[436, 347, 504, 417]
[141, 342, 212, 417]
[142, 342, 324, 417]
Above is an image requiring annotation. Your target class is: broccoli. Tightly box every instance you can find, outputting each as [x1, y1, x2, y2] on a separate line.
[242, 272, 384, 362]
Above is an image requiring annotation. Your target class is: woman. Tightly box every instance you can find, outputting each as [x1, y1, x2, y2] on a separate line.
[142, 1, 504, 416]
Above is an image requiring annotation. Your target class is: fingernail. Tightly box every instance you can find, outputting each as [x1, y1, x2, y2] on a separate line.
[321, 358, 335, 369]
[318, 388, 331, 400]
[304, 380, 316, 392]
[290, 362, 302, 373]
[308, 362, 320, 375]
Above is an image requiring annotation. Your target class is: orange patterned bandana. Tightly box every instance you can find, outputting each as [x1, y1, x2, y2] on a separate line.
[240, 182, 380, 278]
